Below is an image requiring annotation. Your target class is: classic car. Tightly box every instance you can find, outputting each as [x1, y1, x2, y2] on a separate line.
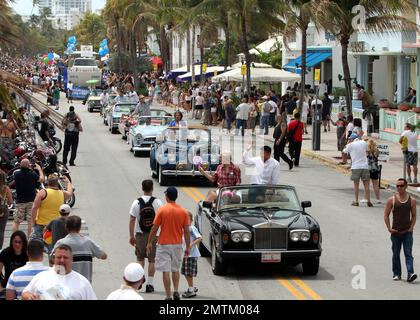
[119, 109, 170, 140]
[128, 115, 173, 156]
[195, 185, 322, 276]
[150, 126, 220, 186]
[86, 96, 102, 112]
[106, 102, 137, 134]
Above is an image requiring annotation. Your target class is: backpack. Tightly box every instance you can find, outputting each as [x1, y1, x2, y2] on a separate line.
[64, 112, 79, 133]
[287, 121, 300, 143]
[138, 197, 156, 232]
[263, 102, 271, 113]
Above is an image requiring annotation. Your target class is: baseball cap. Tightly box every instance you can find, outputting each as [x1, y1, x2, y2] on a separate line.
[59, 204, 71, 214]
[164, 187, 178, 200]
[124, 263, 145, 282]
[262, 95, 268, 100]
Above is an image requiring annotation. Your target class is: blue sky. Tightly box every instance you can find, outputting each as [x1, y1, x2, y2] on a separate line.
[11, 0, 107, 15]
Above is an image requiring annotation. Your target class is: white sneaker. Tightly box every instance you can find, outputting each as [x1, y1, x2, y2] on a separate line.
[375, 200, 382, 204]
[360, 199, 368, 203]
[407, 177, 412, 183]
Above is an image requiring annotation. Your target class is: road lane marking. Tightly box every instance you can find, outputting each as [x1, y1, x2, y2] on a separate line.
[277, 279, 307, 300]
[291, 277, 323, 300]
[181, 187, 200, 203]
[184, 188, 322, 300]
[190, 187, 206, 201]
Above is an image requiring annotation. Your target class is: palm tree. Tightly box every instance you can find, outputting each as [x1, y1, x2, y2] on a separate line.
[315, 0, 418, 115]
[0, 0, 20, 47]
[280, 0, 316, 111]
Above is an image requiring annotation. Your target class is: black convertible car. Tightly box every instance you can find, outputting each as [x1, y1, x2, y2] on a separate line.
[195, 185, 322, 275]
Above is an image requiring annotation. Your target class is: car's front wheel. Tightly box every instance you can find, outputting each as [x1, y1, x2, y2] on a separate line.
[211, 241, 227, 276]
[302, 257, 320, 276]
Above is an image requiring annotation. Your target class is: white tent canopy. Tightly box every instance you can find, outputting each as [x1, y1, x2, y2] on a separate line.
[177, 66, 230, 81]
[231, 62, 272, 69]
[211, 66, 300, 83]
[249, 36, 283, 55]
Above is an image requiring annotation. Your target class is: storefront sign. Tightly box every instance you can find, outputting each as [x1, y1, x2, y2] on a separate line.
[214, 70, 218, 77]
[202, 64, 207, 73]
[378, 144, 390, 162]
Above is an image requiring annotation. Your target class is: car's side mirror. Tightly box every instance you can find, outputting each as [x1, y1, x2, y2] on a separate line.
[202, 201, 213, 209]
[301, 201, 312, 210]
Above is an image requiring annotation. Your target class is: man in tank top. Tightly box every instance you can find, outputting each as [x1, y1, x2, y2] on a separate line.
[384, 178, 417, 282]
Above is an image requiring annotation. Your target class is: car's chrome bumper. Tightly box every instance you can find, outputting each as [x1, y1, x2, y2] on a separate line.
[133, 145, 152, 152]
[220, 249, 322, 261]
[162, 170, 213, 176]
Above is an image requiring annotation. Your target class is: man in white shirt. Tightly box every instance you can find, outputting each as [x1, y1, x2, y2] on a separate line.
[22, 244, 97, 300]
[296, 99, 309, 134]
[129, 179, 163, 293]
[67, 81, 73, 103]
[107, 263, 145, 300]
[318, 80, 328, 97]
[343, 133, 372, 207]
[235, 98, 250, 136]
[400, 123, 419, 183]
[243, 145, 280, 185]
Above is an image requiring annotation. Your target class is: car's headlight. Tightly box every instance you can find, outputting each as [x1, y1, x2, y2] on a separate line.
[136, 134, 143, 143]
[231, 230, 252, 243]
[242, 232, 252, 242]
[168, 153, 176, 164]
[290, 230, 311, 242]
[231, 232, 242, 243]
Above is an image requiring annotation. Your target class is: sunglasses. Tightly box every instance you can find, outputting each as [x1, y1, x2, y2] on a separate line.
[396, 185, 406, 188]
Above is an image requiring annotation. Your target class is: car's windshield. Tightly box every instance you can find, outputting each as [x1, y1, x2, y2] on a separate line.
[137, 117, 171, 126]
[114, 104, 135, 113]
[150, 110, 168, 117]
[163, 128, 209, 142]
[217, 186, 301, 212]
[73, 59, 97, 67]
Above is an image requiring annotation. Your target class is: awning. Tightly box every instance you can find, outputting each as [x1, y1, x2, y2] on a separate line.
[283, 49, 332, 74]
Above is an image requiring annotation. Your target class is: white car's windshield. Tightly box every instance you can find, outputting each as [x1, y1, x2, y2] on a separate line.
[114, 104, 135, 113]
[218, 186, 301, 212]
[164, 128, 209, 142]
[137, 117, 171, 126]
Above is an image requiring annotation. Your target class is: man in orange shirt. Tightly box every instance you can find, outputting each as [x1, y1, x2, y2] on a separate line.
[147, 187, 190, 300]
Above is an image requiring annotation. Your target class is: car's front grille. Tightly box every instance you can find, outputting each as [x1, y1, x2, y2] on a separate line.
[254, 223, 288, 250]
[144, 137, 156, 142]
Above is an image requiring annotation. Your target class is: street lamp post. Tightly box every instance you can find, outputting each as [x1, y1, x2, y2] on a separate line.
[241, 57, 245, 98]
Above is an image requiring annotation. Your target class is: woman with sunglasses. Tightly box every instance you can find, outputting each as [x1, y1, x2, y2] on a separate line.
[0, 231, 28, 296]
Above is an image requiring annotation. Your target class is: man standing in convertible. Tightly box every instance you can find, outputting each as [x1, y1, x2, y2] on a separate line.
[198, 152, 241, 202]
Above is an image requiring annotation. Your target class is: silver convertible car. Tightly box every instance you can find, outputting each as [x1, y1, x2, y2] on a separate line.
[128, 115, 173, 156]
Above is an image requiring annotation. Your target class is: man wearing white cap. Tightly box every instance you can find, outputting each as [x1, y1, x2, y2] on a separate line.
[107, 263, 145, 300]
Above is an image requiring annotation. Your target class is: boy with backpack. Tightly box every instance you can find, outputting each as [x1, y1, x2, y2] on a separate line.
[129, 180, 163, 293]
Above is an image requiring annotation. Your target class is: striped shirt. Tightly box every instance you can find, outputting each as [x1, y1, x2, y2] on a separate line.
[6, 262, 49, 299]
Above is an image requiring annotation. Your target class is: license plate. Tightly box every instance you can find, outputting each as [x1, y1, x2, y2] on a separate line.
[261, 252, 281, 263]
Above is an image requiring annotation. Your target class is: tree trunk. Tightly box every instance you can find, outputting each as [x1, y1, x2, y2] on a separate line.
[159, 26, 168, 74]
[241, 13, 251, 95]
[186, 29, 191, 72]
[191, 26, 196, 83]
[224, 26, 230, 71]
[340, 37, 353, 116]
[178, 34, 182, 68]
[299, 27, 307, 110]
[130, 33, 139, 91]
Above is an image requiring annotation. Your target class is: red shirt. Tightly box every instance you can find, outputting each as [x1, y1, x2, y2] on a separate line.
[288, 120, 304, 142]
[213, 163, 241, 187]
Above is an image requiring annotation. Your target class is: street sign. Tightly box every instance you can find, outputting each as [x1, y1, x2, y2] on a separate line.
[314, 68, 320, 85]
[378, 144, 390, 162]
[80, 45, 93, 58]
[241, 65, 247, 76]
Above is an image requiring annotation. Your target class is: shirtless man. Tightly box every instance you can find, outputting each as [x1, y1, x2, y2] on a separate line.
[0, 114, 17, 138]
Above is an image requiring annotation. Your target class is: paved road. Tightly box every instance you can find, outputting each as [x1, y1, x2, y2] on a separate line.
[33, 94, 420, 300]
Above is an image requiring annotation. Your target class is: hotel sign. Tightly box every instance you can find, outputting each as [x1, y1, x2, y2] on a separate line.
[350, 41, 366, 52]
